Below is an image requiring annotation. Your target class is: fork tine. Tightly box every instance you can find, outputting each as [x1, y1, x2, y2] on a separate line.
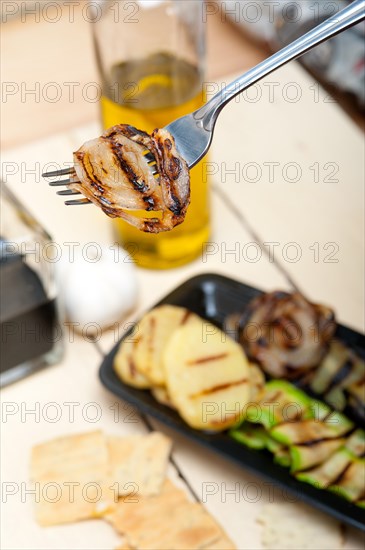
[65, 198, 91, 206]
[57, 189, 81, 196]
[42, 167, 75, 178]
[49, 178, 78, 186]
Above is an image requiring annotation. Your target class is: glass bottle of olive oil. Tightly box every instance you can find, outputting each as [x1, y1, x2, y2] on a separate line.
[92, 1, 210, 269]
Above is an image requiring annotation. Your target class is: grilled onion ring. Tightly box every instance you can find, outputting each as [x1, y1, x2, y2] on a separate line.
[238, 291, 336, 378]
[72, 124, 190, 233]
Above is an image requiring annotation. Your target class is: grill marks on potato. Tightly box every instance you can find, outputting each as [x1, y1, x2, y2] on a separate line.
[164, 317, 251, 431]
[133, 305, 198, 386]
[189, 378, 249, 399]
[186, 353, 229, 365]
[113, 333, 151, 389]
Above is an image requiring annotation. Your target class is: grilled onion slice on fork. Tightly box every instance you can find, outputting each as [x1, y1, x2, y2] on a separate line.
[70, 124, 190, 233]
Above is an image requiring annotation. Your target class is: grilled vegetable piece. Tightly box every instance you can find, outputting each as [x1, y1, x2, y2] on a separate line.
[346, 374, 365, 423]
[265, 436, 285, 455]
[270, 412, 354, 446]
[237, 291, 335, 378]
[246, 380, 313, 430]
[72, 124, 190, 233]
[290, 438, 345, 473]
[310, 341, 350, 394]
[325, 386, 346, 412]
[151, 386, 176, 409]
[114, 329, 151, 389]
[229, 423, 268, 450]
[230, 422, 290, 465]
[311, 399, 332, 421]
[345, 429, 365, 456]
[229, 378, 364, 504]
[273, 447, 291, 467]
[164, 317, 250, 431]
[328, 459, 365, 502]
[296, 448, 354, 489]
[134, 305, 196, 386]
[309, 341, 365, 418]
[248, 362, 265, 401]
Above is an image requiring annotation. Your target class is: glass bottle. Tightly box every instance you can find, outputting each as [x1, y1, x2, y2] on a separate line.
[92, 0, 210, 269]
[0, 181, 63, 386]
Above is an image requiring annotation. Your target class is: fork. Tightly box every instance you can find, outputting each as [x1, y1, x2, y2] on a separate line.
[43, 0, 365, 205]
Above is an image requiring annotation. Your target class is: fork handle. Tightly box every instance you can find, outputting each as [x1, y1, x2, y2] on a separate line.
[195, 0, 365, 132]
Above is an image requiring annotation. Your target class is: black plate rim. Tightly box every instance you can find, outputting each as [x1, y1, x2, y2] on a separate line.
[99, 272, 365, 532]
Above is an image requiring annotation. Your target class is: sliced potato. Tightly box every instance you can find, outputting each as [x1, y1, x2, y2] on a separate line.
[114, 330, 151, 389]
[134, 305, 197, 386]
[151, 386, 176, 409]
[164, 317, 250, 431]
[248, 362, 265, 401]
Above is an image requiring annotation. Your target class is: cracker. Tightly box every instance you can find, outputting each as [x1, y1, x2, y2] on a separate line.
[30, 430, 114, 526]
[107, 479, 224, 550]
[108, 432, 172, 497]
[258, 500, 344, 549]
[202, 534, 237, 549]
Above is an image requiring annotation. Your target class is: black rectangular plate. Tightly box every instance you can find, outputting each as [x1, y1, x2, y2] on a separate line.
[99, 273, 365, 532]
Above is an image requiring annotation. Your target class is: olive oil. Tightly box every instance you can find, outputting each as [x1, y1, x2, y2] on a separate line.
[101, 53, 210, 269]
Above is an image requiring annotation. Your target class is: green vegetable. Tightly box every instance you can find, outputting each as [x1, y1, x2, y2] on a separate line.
[328, 459, 365, 503]
[228, 378, 364, 506]
[290, 438, 344, 473]
[273, 447, 291, 467]
[310, 341, 349, 394]
[247, 380, 313, 430]
[325, 386, 346, 411]
[270, 411, 353, 446]
[229, 423, 268, 450]
[345, 429, 365, 456]
[309, 340, 365, 418]
[296, 448, 353, 489]
[310, 400, 332, 421]
[265, 436, 285, 455]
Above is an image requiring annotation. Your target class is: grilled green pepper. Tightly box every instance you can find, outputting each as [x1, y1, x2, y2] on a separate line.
[290, 438, 345, 473]
[328, 459, 365, 502]
[270, 411, 353, 446]
[310, 341, 349, 394]
[345, 429, 365, 456]
[273, 447, 291, 467]
[246, 380, 313, 430]
[296, 447, 354, 489]
[229, 423, 268, 450]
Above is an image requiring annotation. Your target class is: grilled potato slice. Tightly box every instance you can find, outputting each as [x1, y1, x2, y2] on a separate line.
[164, 317, 250, 431]
[134, 305, 197, 385]
[151, 386, 176, 409]
[248, 362, 265, 401]
[114, 331, 151, 389]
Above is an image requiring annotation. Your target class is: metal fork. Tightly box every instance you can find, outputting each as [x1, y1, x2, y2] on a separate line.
[43, 0, 365, 205]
